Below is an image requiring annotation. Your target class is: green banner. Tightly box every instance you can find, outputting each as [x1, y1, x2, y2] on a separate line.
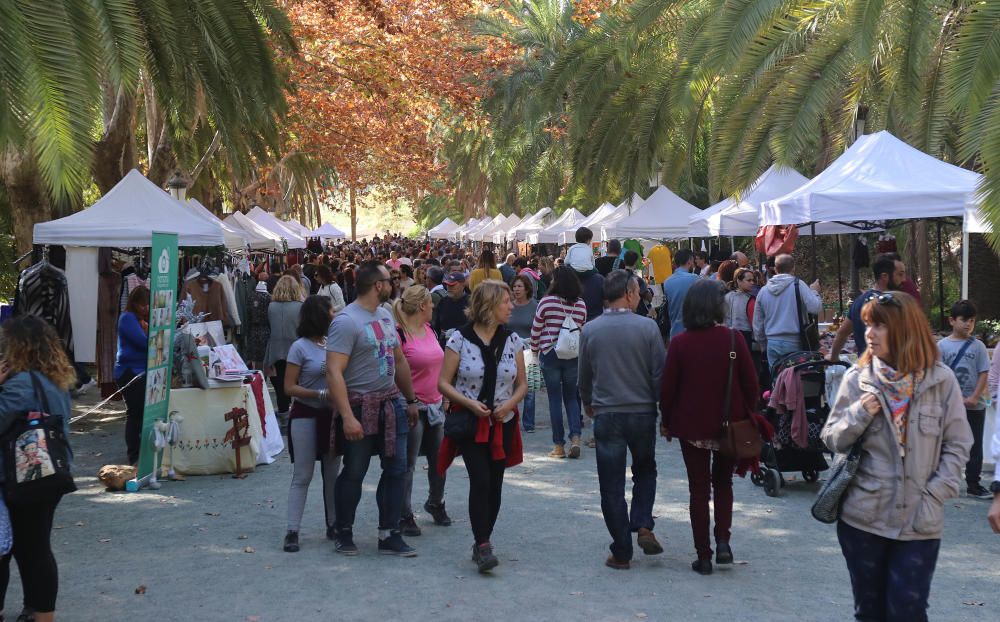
[130, 232, 178, 490]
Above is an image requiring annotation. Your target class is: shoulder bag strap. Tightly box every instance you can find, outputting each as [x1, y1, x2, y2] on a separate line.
[947, 337, 975, 372]
[722, 329, 737, 426]
[792, 277, 806, 336]
[28, 371, 53, 415]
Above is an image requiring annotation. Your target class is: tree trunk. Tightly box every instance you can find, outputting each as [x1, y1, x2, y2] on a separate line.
[349, 187, 358, 241]
[92, 86, 138, 194]
[968, 233, 1000, 319]
[0, 148, 53, 256]
[147, 124, 176, 187]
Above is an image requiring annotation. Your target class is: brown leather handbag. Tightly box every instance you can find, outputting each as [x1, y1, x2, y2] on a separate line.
[719, 329, 762, 460]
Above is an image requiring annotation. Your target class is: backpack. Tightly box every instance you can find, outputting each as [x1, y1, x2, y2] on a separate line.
[655, 295, 670, 340]
[554, 312, 581, 360]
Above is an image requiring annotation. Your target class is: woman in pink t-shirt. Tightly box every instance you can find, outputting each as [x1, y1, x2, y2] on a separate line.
[393, 285, 452, 533]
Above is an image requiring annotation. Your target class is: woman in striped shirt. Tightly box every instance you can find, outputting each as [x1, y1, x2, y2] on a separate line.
[530, 267, 588, 459]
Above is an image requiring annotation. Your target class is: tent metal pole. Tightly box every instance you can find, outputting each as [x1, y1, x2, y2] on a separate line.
[810, 222, 818, 283]
[836, 235, 844, 315]
[961, 229, 970, 299]
[937, 220, 945, 331]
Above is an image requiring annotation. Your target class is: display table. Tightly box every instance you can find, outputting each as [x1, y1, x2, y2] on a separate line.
[162, 376, 284, 476]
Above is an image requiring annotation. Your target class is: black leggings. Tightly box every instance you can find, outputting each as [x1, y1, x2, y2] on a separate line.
[459, 419, 515, 545]
[271, 360, 290, 414]
[117, 370, 147, 465]
[0, 495, 62, 613]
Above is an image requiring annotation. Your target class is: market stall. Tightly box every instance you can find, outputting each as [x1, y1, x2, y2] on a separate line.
[528, 208, 586, 244]
[312, 222, 347, 241]
[428, 217, 460, 240]
[246, 206, 307, 249]
[602, 185, 700, 241]
[185, 199, 250, 251]
[688, 165, 810, 238]
[224, 211, 284, 251]
[506, 208, 553, 242]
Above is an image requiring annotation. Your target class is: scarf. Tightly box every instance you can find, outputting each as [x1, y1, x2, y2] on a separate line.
[872, 357, 920, 457]
[519, 268, 541, 281]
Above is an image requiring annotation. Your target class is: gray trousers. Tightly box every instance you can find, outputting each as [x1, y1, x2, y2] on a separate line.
[402, 412, 446, 516]
[287, 417, 342, 532]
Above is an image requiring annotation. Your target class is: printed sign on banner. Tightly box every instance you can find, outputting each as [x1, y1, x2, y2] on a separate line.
[127, 232, 178, 491]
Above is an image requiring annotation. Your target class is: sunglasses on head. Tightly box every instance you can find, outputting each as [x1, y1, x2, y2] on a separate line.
[874, 292, 901, 307]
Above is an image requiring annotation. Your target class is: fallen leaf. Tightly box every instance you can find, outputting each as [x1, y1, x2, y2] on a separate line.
[635, 614, 648, 619]
[99, 538, 111, 543]
[135, 585, 147, 595]
[734, 560, 749, 565]
[205, 512, 220, 517]
[243, 546, 255, 553]
[53, 525, 64, 530]
[75, 521, 86, 527]
[962, 601, 984, 606]
[570, 591, 584, 596]
[238, 535, 249, 540]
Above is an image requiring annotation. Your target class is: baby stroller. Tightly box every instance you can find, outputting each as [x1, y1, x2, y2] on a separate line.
[750, 351, 851, 497]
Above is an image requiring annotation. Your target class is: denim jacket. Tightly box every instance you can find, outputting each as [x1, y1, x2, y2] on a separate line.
[0, 371, 74, 483]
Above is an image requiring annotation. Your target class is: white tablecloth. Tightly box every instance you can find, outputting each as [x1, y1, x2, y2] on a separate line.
[163, 378, 284, 476]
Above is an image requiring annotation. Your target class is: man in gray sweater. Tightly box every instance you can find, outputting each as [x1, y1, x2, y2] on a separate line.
[752, 254, 822, 368]
[578, 270, 667, 570]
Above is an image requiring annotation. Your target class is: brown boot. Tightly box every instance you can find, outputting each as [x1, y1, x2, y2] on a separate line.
[637, 528, 664, 555]
[549, 444, 566, 459]
[569, 436, 581, 459]
[605, 554, 630, 570]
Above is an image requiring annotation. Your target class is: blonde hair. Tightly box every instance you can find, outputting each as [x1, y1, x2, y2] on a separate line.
[858, 291, 939, 374]
[1, 315, 77, 390]
[392, 285, 432, 334]
[272, 275, 303, 302]
[466, 280, 511, 326]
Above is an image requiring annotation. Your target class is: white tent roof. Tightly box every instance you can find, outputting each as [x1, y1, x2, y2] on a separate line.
[618, 193, 646, 213]
[688, 166, 810, 237]
[529, 208, 586, 244]
[184, 199, 248, 251]
[450, 217, 485, 241]
[603, 186, 700, 240]
[559, 202, 616, 245]
[247, 206, 307, 249]
[285, 219, 314, 238]
[762, 131, 983, 226]
[312, 222, 346, 240]
[472, 213, 520, 242]
[224, 212, 283, 250]
[34, 169, 225, 247]
[464, 214, 505, 241]
[492, 214, 525, 244]
[428, 217, 460, 239]
[507, 208, 554, 242]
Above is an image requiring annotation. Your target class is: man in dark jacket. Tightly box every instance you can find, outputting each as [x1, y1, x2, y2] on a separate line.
[432, 272, 470, 343]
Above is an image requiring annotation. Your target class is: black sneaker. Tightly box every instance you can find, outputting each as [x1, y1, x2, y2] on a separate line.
[378, 532, 417, 557]
[691, 559, 713, 575]
[967, 484, 993, 499]
[334, 528, 359, 556]
[400, 514, 422, 537]
[326, 525, 337, 541]
[474, 542, 499, 573]
[283, 531, 300, 553]
[424, 501, 452, 526]
[715, 542, 733, 565]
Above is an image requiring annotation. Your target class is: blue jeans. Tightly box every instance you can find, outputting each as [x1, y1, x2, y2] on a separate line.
[594, 413, 658, 561]
[520, 391, 536, 431]
[335, 397, 409, 532]
[766, 337, 800, 370]
[837, 521, 940, 622]
[541, 350, 581, 445]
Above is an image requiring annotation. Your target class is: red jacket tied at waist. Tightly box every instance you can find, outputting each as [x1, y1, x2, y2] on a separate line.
[348, 387, 401, 457]
[437, 410, 523, 476]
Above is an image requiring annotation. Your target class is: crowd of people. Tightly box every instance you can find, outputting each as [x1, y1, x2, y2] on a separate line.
[1, 228, 999, 621]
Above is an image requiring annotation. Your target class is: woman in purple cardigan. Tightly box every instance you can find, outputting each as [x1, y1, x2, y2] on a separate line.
[659, 280, 759, 576]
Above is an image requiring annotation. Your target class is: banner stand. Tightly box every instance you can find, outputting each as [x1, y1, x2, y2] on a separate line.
[127, 232, 179, 492]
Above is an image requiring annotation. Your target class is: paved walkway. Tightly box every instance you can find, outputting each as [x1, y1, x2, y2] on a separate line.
[11, 394, 999, 621]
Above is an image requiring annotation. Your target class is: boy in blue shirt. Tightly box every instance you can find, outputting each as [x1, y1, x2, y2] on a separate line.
[938, 300, 992, 498]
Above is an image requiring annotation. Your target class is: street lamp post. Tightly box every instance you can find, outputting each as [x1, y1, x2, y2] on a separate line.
[167, 171, 188, 202]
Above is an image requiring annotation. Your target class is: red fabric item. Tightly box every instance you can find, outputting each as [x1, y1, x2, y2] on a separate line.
[680, 441, 734, 560]
[733, 412, 775, 477]
[769, 367, 809, 448]
[755, 225, 799, 256]
[660, 326, 759, 442]
[898, 278, 921, 303]
[437, 413, 523, 476]
[247, 372, 268, 437]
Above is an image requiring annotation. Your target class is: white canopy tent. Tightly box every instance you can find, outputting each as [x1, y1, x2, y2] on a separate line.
[761, 131, 982, 227]
[471, 213, 521, 242]
[507, 208, 554, 242]
[488, 214, 523, 244]
[463, 214, 505, 242]
[225, 211, 284, 250]
[311, 222, 347, 240]
[619, 193, 646, 214]
[688, 166, 811, 237]
[34, 169, 226, 247]
[602, 186, 700, 241]
[246, 206, 307, 249]
[529, 208, 586, 244]
[186, 199, 248, 251]
[450, 217, 485, 241]
[285, 219, 314, 238]
[428, 217, 460, 240]
[560, 202, 617, 244]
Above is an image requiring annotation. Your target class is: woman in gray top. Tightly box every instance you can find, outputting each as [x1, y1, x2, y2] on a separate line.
[264, 275, 304, 416]
[282, 295, 339, 553]
[509, 275, 538, 431]
[723, 267, 755, 349]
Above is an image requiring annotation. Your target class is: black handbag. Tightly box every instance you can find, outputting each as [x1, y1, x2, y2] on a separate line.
[2, 372, 77, 504]
[793, 278, 821, 351]
[443, 324, 510, 442]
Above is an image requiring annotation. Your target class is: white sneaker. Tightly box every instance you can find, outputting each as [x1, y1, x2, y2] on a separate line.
[71, 379, 97, 398]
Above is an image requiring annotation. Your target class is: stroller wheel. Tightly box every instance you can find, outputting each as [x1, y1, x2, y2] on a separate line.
[764, 469, 781, 497]
[802, 469, 819, 483]
[750, 471, 765, 487]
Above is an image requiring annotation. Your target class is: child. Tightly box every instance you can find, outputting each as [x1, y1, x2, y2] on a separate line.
[938, 299, 992, 498]
[565, 226, 596, 276]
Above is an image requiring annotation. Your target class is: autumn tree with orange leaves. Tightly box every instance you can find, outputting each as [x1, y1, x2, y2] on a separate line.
[277, 0, 513, 238]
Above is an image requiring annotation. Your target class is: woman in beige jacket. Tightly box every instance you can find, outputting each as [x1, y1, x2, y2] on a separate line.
[822, 291, 972, 622]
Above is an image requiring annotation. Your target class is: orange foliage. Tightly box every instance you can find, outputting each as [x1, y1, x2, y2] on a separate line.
[280, 0, 515, 197]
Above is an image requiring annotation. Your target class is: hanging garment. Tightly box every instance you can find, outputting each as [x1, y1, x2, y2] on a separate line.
[755, 225, 799, 257]
[13, 262, 75, 357]
[184, 278, 230, 326]
[876, 234, 897, 254]
[245, 288, 272, 364]
[647, 245, 673, 284]
[853, 236, 871, 268]
[213, 272, 241, 328]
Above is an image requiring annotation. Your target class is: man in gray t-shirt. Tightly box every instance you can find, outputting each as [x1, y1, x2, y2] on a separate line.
[326, 261, 420, 556]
